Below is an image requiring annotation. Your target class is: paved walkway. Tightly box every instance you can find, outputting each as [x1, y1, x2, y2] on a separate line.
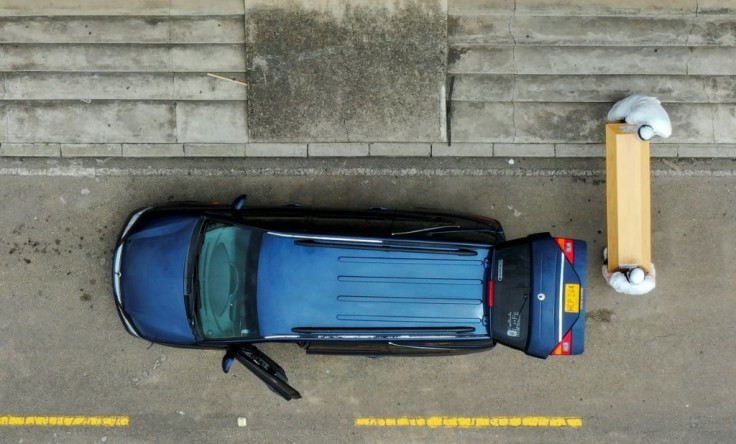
[1, 0, 735, 159]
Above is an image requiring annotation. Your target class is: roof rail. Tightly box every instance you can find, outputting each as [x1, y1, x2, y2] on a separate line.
[293, 239, 478, 256]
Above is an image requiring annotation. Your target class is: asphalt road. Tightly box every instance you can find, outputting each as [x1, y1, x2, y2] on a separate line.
[1, 157, 734, 443]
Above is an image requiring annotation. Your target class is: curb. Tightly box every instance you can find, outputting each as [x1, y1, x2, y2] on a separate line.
[2, 142, 736, 159]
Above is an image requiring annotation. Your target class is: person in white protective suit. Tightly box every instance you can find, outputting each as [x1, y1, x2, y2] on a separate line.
[602, 248, 656, 295]
[607, 94, 672, 141]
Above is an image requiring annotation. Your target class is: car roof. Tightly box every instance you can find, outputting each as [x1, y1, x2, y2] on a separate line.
[256, 232, 492, 340]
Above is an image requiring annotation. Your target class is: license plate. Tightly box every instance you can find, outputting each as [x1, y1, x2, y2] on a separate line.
[564, 283, 580, 313]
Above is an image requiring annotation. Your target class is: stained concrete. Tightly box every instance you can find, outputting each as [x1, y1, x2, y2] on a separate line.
[245, 0, 447, 142]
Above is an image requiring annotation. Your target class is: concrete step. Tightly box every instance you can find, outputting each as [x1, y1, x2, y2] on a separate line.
[449, 0, 732, 17]
[448, 0, 736, 153]
[0, 101, 247, 144]
[0, 0, 244, 16]
[450, 102, 732, 144]
[0, 16, 245, 44]
[0, 44, 246, 72]
[450, 15, 736, 47]
[451, 75, 736, 103]
[2, 72, 247, 101]
[449, 46, 736, 75]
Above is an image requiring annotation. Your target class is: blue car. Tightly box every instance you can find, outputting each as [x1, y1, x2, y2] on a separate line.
[113, 196, 587, 400]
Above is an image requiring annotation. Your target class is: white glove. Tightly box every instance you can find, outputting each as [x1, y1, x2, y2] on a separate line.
[607, 95, 672, 141]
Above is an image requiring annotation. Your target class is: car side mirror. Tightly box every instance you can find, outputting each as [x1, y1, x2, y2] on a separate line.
[232, 194, 248, 210]
[222, 351, 235, 373]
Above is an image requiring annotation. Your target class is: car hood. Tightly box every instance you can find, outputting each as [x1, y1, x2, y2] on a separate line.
[119, 214, 199, 345]
[256, 233, 491, 337]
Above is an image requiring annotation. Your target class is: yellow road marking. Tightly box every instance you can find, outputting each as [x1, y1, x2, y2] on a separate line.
[0, 416, 129, 427]
[355, 416, 582, 428]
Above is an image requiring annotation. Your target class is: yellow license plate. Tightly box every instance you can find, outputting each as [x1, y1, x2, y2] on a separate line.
[564, 284, 580, 313]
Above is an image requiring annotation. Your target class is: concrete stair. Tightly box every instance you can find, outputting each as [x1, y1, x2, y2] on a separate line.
[2, 0, 736, 158]
[0, 1, 248, 157]
[447, 0, 736, 158]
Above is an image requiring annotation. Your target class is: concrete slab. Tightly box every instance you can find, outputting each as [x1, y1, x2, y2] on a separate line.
[698, 0, 736, 15]
[369, 143, 431, 157]
[308, 143, 369, 157]
[689, 48, 736, 75]
[0, 17, 170, 44]
[175, 102, 247, 143]
[172, 44, 246, 72]
[246, 143, 308, 158]
[449, 0, 514, 16]
[0, 143, 61, 157]
[650, 144, 679, 158]
[514, 0, 698, 17]
[0, 16, 246, 44]
[122, 143, 185, 157]
[451, 103, 721, 145]
[448, 47, 516, 74]
[0, 0, 243, 16]
[448, 15, 513, 45]
[0, 0, 171, 16]
[173, 73, 247, 101]
[665, 103, 715, 144]
[245, 0, 447, 143]
[0, 107, 6, 142]
[513, 102, 610, 143]
[184, 143, 246, 157]
[6, 102, 176, 143]
[1, 45, 172, 72]
[431, 142, 492, 157]
[451, 75, 515, 102]
[4, 73, 175, 101]
[511, 75, 718, 103]
[554, 143, 605, 158]
[514, 47, 690, 75]
[511, 16, 692, 46]
[714, 105, 736, 143]
[61, 144, 123, 157]
[5, 72, 247, 101]
[680, 18, 736, 46]
[1, 44, 244, 72]
[451, 101, 514, 142]
[171, 16, 246, 43]
[170, 0, 244, 16]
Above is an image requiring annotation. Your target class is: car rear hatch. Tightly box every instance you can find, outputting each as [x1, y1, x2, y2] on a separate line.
[489, 233, 587, 358]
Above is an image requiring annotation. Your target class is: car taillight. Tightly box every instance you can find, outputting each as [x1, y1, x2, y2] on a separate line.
[555, 238, 575, 265]
[551, 330, 572, 355]
[488, 280, 494, 308]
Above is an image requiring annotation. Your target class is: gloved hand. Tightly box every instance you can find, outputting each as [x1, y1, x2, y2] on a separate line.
[607, 95, 672, 141]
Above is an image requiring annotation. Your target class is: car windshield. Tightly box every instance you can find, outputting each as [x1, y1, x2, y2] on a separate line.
[195, 220, 263, 340]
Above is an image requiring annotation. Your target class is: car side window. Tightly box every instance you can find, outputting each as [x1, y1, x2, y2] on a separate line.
[309, 210, 394, 237]
[237, 208, 313, 233]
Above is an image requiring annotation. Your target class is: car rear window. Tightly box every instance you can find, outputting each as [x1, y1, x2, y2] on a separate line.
[491, 243, 531, 350]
